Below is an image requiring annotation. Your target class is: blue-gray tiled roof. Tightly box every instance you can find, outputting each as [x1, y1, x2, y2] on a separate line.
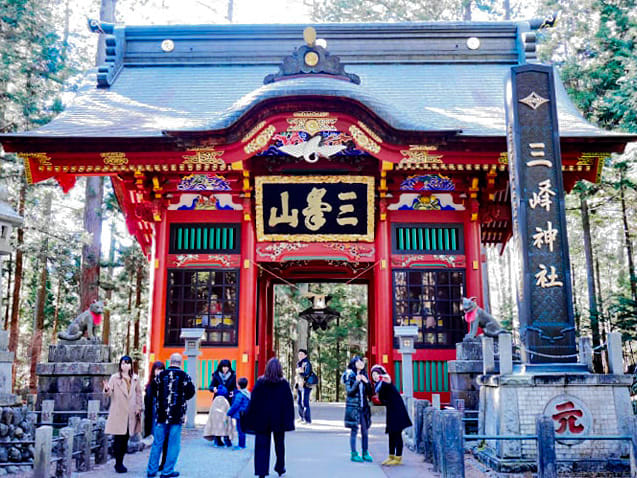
[4, 22, 624, 140]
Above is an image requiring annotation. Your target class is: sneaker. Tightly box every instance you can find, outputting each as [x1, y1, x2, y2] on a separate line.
[362, 451, 373, 462]
[232, 445, 243, 450]
[350, 451, 363, 463]
[381, 455, 395, 465]
[147, 474, 157, 478]
[160, 473, 180, 478]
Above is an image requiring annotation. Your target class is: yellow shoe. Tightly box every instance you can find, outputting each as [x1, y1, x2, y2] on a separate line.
[381, 455, 395, 465]
[387, 456, 403, 466]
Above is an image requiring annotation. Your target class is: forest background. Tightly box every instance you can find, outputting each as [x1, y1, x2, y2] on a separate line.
[0, 0, 635, 402]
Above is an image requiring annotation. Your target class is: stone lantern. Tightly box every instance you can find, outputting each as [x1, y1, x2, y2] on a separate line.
[393, 325, 418, 399]
[180, 328, 206, 428]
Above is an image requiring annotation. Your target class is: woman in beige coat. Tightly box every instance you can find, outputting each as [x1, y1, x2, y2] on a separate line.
[104, 355, 143, 474]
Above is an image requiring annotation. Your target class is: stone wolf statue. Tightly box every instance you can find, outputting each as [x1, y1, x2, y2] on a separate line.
[58, 301, 104, 342]
[463, 297, 506, 339]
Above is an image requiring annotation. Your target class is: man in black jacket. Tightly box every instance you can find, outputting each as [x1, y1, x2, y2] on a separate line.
[146, 353, 195, 478]
[295, 349, 313, 424]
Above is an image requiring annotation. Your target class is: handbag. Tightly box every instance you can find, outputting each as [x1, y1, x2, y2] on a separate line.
[305, 372, 318, 387]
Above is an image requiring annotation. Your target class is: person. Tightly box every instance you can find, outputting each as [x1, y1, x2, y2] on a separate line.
[209, 359, 237, 403]
[370, 364, 412, 466]
[243, 357, 295, 478]
[144, 361, 168, 471]
[227, 377, 251, 450]
[104, 355, 143, 474]
[203, 384, 234, 447]
[295, 349, 312, 424]
[342, 356, 373, 463]
[146, 353, 195, 478]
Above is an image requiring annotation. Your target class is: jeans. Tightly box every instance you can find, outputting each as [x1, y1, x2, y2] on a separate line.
[147, 423, 182, 476]
[388, 431, 403, 457]
[297, 387, 311, 423]
[349, 412, 369, 453]
[236, 419, 246, 448]
[254, 431, 285, 476]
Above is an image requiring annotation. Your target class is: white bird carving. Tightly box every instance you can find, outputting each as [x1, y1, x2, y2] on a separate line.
[278, 135, 346, 163]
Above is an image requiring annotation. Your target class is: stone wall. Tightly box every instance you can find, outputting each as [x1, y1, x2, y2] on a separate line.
[0, 406, 36, 475]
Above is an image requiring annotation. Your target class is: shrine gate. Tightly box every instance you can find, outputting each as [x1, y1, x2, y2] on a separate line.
[2, 21, 631, 406]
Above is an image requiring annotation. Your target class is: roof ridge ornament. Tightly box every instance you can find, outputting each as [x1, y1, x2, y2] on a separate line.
[264, 27, 361, 85]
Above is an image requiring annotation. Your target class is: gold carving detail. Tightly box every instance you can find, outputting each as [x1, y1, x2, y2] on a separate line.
[241, 121, 266, 143]
[255, 175, 375, 242]
[19, 152, 51, 167]
[499, 152, 509, 164]
[287, 117, 337, 136]
[357, 121, 383, 143]
[101, 152, 128, 166]
[577, 152, 610, 166]
[519, 91, 549, 110]
[398, 145, 443, 168]
[348, 125, 381, 154]
[182, 148, 225, 166]
[244, 125, 276, 155]
[292, 111, 330, 117]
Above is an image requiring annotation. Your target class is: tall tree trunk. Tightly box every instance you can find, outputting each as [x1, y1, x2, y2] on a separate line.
[596, 256, 609, 372]
[227, 0, 234, 23]
[29, 192, 52, 394]
[503, 0, 511, 20]
[579, 193, 603, 372]
[102, 223, 116, 344]
[4, 254, 12, 329]
[126, 284, 132, 355]
[51, 277, 63, 344]
[96, 0, 117, 65]
[619, 173, 637, 304]
[335, 314, 340, 401]
[9, 179, 25, 390]
[80, 177, 103, 311]
[462, 0, 472, 21]
[133, 266, 143, 372]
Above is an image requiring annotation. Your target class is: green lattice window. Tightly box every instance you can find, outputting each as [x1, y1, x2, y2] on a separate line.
[169, 223, 240, 254]
[393, 224, 463, 254]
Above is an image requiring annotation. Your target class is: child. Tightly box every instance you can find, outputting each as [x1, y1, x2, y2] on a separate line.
[342, 356, 373, 463]
[203, 384, 235, 447]
[227, 377, 251, 450]
[370, 364, 412, 466]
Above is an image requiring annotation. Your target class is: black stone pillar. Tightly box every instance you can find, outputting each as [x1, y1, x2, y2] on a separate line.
[505, 65, 577, 363]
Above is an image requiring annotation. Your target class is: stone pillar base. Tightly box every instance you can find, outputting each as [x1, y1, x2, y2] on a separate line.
[36, 344, 118, 425]
[474, 370, 634, 474]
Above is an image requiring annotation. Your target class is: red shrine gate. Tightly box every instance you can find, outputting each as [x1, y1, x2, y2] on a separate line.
[2, 22, 629, 408]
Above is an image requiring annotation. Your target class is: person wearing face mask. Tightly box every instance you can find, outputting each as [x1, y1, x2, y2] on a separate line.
[342, 355, 373, 463]
[104, 355, 143, 474]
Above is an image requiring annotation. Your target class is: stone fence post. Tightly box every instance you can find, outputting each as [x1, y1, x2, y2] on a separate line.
[608, 332, 624, 374]
[411, 399, 428, 453]
[432, 408, 443, 472]
[423, 406, 435, 463]
[33, 425, 52, 478]
[482, 336, 495, 374]
[87, 400, 100, 421]
[536, 415, 557, 478]
[94, 417, 108, 465]
[441, 410, 465, 478]
[630, 415, 637, 478]
[41, 399, 54, 425]
[58, 426, 74, 478]
[77, 418, 92, 471]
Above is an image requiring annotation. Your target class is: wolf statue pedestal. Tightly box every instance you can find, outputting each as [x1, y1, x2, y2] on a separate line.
[36, 342, 117, 425]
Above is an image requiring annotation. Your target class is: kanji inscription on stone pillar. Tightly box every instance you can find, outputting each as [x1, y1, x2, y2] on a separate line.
[505, 65, 577, 363]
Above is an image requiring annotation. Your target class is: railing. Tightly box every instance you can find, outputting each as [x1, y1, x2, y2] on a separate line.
[411, 404, 637, 478]
[32, 400, 110, 478]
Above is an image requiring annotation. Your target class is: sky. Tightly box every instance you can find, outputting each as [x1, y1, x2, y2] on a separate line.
[119, 0, 312, 25]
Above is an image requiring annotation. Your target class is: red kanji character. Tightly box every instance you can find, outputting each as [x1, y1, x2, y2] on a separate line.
[551, 401, 584, 434]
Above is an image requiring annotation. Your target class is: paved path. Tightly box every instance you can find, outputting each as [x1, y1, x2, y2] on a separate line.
[76, 403, 439, 478]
